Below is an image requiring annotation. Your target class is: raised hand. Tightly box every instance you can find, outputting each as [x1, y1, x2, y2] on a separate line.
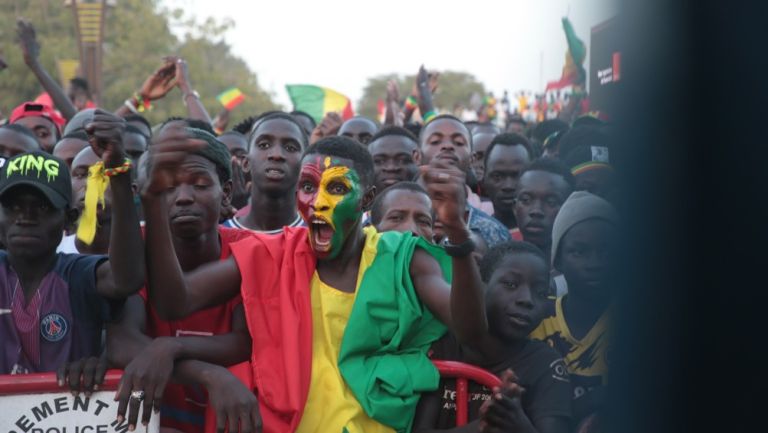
[420, 160, 469, 242]
[138, 59, 177, 101]
[16, 19, 40, 66]
[142, 123, 206, 197]
[114, 338, 179, 431]
[84, 110, 128, 168]
[386, 79, 400, 104]
[56, 354, 107, 397]
[309, 112, 343, 145]
[167, 56, 193, 94]
[230, 155, 250, 210]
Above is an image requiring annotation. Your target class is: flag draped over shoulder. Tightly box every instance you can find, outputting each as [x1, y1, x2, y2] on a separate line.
[546, 17, 587, 91]
[285, 84, 354, 123]
[208, 228, 450, 433]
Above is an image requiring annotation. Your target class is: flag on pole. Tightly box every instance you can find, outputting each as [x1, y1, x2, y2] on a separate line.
[285, 84, 354, 123]
[546, 17, 587, 91]
[217, 87, 246, 110]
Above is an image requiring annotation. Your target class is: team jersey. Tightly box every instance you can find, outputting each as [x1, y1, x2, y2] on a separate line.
[138, 227, 251, 433]
[220, 213, 305, 233]
[0, 252, 112, 374]
[530, 296, 610, 421]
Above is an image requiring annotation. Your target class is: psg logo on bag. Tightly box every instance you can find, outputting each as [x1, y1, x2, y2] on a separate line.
[40, 312, 68, 342]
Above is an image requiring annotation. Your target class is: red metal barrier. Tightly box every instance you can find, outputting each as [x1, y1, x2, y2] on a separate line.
[432, 360, 502, 427]
[0, 369, 123, 394]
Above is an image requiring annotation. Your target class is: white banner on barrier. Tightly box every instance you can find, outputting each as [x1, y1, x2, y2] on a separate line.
[0, 391, 159, 433]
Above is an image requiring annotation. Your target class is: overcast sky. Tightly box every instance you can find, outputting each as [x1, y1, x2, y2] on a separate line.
[163, 0, 617, 108]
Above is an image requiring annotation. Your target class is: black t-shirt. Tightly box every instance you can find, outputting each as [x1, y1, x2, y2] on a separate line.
[428, 334, 572, 429]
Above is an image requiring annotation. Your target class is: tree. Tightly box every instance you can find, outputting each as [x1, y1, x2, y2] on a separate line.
[357, 70, 486, 119]
[0, 0, 277, 124]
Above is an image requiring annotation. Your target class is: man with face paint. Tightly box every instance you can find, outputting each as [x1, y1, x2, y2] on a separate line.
[142, 134, 489, 433]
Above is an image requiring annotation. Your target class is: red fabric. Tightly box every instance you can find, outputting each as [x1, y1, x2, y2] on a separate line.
[510, 227, 524, 241]
[139, 227, 251, 433]
[10, 101, 66, 131]
[220, 227, 316, 433]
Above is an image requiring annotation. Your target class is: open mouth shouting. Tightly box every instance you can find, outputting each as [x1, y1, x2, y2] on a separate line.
[310, 217, 335, 252]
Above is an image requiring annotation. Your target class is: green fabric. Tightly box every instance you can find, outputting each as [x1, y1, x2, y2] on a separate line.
[285, 84, 325, 123]
[338, 231, 452, 433]
[562, 17, 587, 84]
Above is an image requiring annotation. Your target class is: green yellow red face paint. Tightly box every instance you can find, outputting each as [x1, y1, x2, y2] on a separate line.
[297, 155, 363, 259]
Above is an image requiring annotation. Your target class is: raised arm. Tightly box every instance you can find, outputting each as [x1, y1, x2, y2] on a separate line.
[171, 56, 214, 125]
[384, 79, 403, 127]
[84, 110, 145, 298]
[141, 125, 241, 319]
[114, 59, 177, 117]
[416, 66, 439, 123]
[411, 162, 487, 345]
[16, 19, 77, 120]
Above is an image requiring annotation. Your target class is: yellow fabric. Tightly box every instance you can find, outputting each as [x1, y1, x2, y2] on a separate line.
[76, 161, 108, 245]
[530, 297, 610, 384]
[296, 226, 394, 433]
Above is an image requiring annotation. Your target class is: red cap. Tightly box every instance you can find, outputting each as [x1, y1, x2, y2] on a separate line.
[9, 102, 66, 133]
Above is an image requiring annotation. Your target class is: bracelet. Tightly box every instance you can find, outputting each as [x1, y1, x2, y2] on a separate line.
[123, 99, 139, 114]
[422, 110, 437, 123]
[183, 90, 200, 104]
[405, 95, 418, 110]
[133, 92, 152, 112]
[104, 159, 133, 177]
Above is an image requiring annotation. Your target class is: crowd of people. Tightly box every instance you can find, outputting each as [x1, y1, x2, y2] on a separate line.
[0, 19, 618, 433]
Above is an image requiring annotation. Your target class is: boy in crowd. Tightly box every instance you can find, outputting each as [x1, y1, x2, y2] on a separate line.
[370, 181, 434, 242]
[469, 130, 495, 182]
[419, 114, 510, 248]
[52, 129, 89, 168]
[413, 241, 571, 433]
[221, 113, 306, 232]
[482, 133, 533, 230]
[136, 134, 487, 433]
[338, 115, 379, 145]
[0, 111, 144, 380]
[9, 101, 64, 153]
[511, 158, 575, 259]
[0, 124, 41, 158]
[369, 126, 421, 193]
[531, 191, 619, 429]
[108, 127, 252, 433]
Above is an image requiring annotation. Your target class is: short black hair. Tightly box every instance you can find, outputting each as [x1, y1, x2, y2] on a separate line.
[479, 240, 548, 283]
[1, 123, 38, 142]
[403, 122, 422, 138]
[369, 125, 418, 147]
[518, 157, 576, 191]
[290, 110, 317, 129]
[124, 114, 152, 137]
[370, 181, 430, 226]
[419, 114, 472, 148]
[231, 116, 258, 135]
[531, 119, 569, 142]
[483, 132, 533, 169]
[70, 77, 89, 92]
[558, 125, 609, 162]
[302, 136, 374, 188]
[61, 129, 89, 141]
[249, 112, 308, 149]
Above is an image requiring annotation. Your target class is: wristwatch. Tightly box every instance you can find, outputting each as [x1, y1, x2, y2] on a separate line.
[441, 236, 476, 258]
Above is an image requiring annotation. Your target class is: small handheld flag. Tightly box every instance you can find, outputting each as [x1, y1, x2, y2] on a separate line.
[217, 87, 246, 110]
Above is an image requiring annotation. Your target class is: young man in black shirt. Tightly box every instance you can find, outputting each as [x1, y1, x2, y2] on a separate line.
[413, 241, 572, 433]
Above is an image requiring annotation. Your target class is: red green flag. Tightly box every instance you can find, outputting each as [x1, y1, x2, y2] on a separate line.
[217, 87, 246, 110]
[546, 17, 587, 91]
[285, 84, 354, 123]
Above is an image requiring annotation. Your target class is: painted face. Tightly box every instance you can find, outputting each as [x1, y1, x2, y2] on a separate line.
[297, 154, 364, 259]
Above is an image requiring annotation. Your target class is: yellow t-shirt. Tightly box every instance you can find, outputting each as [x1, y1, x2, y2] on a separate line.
[296, 227, 395, 433]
